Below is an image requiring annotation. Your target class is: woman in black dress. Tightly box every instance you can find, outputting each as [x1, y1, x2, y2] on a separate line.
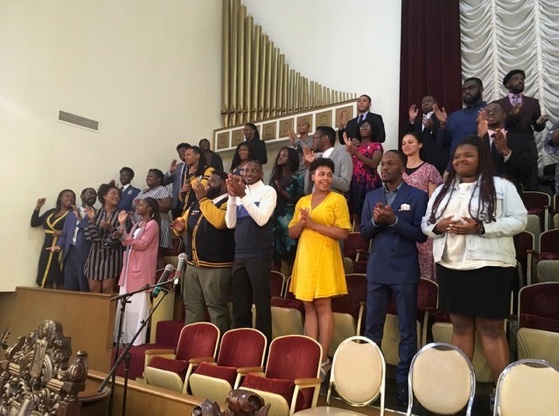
[31, 189, 75, 288]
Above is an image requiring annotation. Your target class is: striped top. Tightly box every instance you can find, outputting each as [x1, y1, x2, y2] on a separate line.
[84, 208, 123, 281]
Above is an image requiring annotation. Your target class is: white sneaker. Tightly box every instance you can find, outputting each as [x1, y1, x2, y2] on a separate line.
[319, 359, 331, 382]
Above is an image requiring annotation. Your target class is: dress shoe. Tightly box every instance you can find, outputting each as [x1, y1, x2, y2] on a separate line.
[397, 383, 409, 408]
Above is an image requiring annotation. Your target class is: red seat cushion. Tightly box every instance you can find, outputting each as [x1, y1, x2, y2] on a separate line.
[520, 313, 559, 333]
[242, 373, 303, 409]
[148, 356, 190, 381]
[527, 208, 543, 217]
[538, 252, 559, 261]
[194, 361, 238, 387]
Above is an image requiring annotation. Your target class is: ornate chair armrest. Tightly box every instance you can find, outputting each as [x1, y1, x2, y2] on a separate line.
[237, 366, 264, 375]
[189, 356, 216, 366]
[294, 377, 322, 387]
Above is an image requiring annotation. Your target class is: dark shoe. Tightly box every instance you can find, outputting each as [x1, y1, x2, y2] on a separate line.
[397, 383, 409, 408]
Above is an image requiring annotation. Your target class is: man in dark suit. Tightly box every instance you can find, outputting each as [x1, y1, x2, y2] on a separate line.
[338, 94, 386, 144]
[164, 142, 191, 218]
[360, 150, 428, 408]
[405, 95, 449, 175]
[479, 102, 532, 193]
[199, 138, 224, 171]
[117, 167, 140, 212]
[495, 69, 549, 190]
[50, 187, 97, 291]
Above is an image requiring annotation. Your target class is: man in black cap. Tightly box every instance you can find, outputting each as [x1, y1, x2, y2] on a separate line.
[495, 69, 549, 190]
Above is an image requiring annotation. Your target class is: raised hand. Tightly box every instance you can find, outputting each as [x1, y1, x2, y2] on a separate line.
[226, 175, 246, 198]
[409, 104, 419, 123]
[85, 206, 95, 221]
[433, 104, 448, 124]
[118, 210, 128, 225]
[302, 146, 316, 166]
[537, 114, 549, 125]
[35, 198, 46, 211]
[169, 159, 178, 173]
[477, 109, 489, 138]
[192, 181, 207, 200]
[343, 132, 357, 155]
[171, 218, 186, 233]
[288, 129, 297, 145]
[493, 129, 511, 156]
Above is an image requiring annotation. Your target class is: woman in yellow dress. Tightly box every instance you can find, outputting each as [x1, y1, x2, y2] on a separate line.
[288, 158, 351, 380]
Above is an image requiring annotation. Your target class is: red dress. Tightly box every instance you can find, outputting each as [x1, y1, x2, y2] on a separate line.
[349, 141, 383, 217]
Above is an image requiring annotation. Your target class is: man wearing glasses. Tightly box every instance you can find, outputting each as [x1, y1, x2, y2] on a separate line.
[225, 161, 277, 341]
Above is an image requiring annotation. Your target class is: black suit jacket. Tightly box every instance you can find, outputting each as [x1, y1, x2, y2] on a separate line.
[484, 132, 532, 193]
[495, 95, 545, 139]
[404, 114, 449, 174]
[246, 137, 268, 165]
[338, 112, 386, 144]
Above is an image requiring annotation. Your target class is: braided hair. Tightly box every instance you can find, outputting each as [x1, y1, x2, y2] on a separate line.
[428, 135, 497, 225]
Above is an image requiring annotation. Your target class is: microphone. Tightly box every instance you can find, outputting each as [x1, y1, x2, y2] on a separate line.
[151, 264, 175, 297]
[174, 253, 187, 285]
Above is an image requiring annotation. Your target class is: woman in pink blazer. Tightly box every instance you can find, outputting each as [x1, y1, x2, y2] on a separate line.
[116, 197, 160, 346]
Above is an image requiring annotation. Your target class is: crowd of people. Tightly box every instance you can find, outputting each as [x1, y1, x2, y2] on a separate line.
[31, 68, 556, 408]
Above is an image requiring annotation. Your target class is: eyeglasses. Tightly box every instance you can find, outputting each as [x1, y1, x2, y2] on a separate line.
[359, 125, 371, 130]
[240, 168, 261, 174]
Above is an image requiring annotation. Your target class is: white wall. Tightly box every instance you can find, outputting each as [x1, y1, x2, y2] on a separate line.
[242, 0, 402, 147]
[0, 0, 402, 291]
[0, 0, 222, 290]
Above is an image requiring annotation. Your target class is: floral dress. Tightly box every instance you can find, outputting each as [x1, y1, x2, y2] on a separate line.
[270, 174, 304, 261]
[349, 141, 383, 216]
[403, 162, 443, 280]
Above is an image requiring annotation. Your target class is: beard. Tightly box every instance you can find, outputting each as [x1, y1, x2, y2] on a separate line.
[206, 186, 222, 200]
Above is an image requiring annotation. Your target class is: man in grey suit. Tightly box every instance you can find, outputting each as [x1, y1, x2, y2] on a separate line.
[164, 142, 191, 218]
[303, 126, 353, 195]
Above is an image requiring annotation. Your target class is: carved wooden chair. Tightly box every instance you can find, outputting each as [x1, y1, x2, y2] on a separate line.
[0, 320, 88, 416]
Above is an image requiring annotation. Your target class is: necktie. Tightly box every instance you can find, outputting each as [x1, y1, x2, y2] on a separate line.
[358, 114, 364, 124]
[512, 94, 521, 106]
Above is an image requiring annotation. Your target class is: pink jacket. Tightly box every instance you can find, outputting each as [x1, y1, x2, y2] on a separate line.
[118, 220, 160, 291]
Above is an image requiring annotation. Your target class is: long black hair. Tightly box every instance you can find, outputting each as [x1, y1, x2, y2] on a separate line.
[428, 135, 497, 225]
[230, 142, 256, 172]
[270, 147, 299, 182]
[189, 146, 209, 177]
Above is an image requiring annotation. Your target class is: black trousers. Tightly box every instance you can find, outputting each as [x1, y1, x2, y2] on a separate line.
[231, 256, 272, 342]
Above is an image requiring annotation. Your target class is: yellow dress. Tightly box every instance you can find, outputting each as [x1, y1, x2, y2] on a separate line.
[288, 192, 351, 301]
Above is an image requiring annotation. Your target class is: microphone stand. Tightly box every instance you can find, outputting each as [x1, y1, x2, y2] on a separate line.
[99, 277, 177, 416]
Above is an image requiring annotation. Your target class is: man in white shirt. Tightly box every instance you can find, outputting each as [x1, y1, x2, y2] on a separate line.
[225, 161, 277, 341]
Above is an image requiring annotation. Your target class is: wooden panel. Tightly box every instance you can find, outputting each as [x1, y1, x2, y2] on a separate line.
[231, 128, 244, 146]
[316, 110, 332, 127]
[279, 118, 294, 138]
[262, 121, 277, 141]
[0, 287, 115, 372]
[216, 132, 230, 150]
